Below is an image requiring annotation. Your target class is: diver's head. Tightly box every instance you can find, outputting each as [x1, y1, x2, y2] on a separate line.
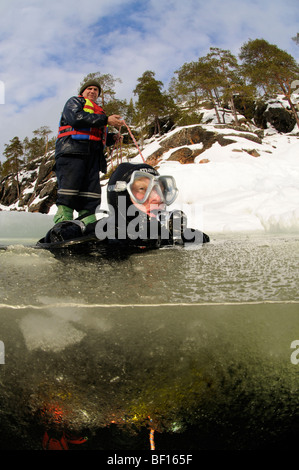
[107, 163, 178, 217]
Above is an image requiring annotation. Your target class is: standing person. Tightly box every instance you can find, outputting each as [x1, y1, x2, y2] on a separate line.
[54, 79, 124, 226]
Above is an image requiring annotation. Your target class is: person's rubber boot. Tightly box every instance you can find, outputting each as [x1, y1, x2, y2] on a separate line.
[53, 205, 74, 224]
[78, 210, 96, 226]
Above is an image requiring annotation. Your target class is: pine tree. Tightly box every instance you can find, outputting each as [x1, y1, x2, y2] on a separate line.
[134, 71, 174, 135]
[33, 126, 52, 156]
[292, 33, 299, 45]
[206, 47, 244, 125]
[171, 49, 257, 126]
[170, 56, 227, 124]
[126, 98, 136, 125]
[170, 60, 204, 107]
[2, 136, 24, 197]
[239, 38, 299, 128]
[3, 137, 23, 173]
[104, 98, 133, 124]
[23, 136, 45, 162]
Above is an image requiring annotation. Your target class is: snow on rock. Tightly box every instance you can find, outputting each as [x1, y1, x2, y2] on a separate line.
[132, 127, 299, 234]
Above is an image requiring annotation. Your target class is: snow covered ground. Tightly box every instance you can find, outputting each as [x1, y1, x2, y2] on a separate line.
[166, 131, 299, 234]
[100, 124, 299, 235]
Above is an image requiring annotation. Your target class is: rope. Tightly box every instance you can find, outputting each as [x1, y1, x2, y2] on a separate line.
[148, 416, 156, 450]
[108, 121, 145, 165]
[109, 127, 123, 170]
[122, 120, 146, 163]
[149, 429, 155, 450]
[115, 127, 123, 165]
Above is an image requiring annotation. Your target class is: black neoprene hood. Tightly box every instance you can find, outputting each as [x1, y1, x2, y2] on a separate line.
[107, 162, 159, 211]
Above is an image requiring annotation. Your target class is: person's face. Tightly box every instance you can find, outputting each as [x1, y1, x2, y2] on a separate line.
[130, 176, 165, 215]
[82, 86, 99, 101]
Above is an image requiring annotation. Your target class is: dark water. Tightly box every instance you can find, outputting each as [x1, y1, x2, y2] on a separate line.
[0, 232, 298, 451]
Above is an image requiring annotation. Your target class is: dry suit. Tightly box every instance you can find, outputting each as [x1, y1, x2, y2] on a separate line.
[54, 95, 115, 216]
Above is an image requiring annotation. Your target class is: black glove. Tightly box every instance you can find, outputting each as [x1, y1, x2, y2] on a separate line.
[44, 220, 85, 243]
[150, 209, 187, 244]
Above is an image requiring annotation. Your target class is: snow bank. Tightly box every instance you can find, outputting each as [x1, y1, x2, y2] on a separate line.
[135, 132, 299, 234]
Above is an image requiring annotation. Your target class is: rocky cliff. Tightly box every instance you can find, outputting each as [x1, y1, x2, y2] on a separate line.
[0, 152, 57, 213]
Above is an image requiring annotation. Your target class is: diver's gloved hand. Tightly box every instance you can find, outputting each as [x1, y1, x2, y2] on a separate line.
[150, 209, 187, 244]
[151, 209, 210, 245]
[168, 210, 187, 241]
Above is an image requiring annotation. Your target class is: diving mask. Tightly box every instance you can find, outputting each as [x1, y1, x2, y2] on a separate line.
[110, 170, 178, 206]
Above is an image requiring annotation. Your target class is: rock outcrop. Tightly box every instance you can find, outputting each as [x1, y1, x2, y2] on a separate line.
[0, 152, 57, 213]
[145, 124, 263, 166]
[234, 97, 297, 133]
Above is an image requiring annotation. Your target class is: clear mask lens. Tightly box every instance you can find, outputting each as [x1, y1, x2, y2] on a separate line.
[158, 175, 178, 205]
[126, 171, 178, 206]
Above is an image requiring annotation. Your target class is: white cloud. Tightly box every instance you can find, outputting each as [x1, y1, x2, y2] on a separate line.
[0, 0, 298, 160]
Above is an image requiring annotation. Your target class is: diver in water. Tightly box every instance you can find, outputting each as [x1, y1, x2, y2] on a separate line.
[39, 162, 209, 247]
[98, 162, 209, 247]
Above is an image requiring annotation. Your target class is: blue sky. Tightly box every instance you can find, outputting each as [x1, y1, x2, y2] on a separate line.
[0, 0, 298, 161]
